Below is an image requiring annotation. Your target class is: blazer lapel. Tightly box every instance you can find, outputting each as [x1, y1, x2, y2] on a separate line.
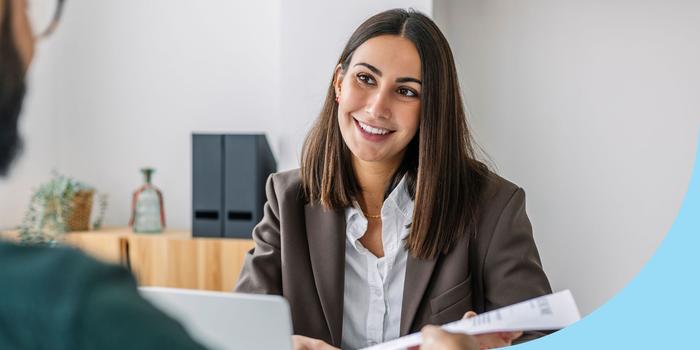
[400, 253, 438, 335]
[305, 203, 346, 346]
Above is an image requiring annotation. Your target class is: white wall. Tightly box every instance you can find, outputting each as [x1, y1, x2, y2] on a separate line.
[434, 0, 700, 314]
[0, 0, 282, 230]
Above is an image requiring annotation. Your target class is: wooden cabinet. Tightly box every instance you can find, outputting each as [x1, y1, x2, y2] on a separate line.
[0, 228, 254, 292]
[127, 231, 254, 291]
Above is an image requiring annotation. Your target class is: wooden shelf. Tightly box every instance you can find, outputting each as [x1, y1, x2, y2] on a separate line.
[0, 228, 254, 292]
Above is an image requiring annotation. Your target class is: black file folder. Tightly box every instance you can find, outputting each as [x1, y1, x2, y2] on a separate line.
[192, 134, 276, 238]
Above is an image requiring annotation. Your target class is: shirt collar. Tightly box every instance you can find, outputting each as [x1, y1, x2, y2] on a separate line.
[344, 174, 414, 246]
[386, 175, 414, 229]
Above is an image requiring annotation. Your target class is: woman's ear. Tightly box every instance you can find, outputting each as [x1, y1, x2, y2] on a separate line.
[333, 64, 344, 97]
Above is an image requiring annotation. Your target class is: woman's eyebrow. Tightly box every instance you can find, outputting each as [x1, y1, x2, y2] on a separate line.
[396, 77, 422, 85]
[355, 62, 382, 76]
[354, 62, 422, 85]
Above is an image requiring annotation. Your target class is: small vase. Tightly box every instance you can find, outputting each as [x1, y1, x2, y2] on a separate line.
[129, 168, 166, 233]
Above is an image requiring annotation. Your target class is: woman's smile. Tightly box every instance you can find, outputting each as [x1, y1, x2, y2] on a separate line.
[353, 116, 396, 142]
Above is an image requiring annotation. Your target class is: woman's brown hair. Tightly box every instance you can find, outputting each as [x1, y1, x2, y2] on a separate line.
[1, 0, 28, 176]
[301, 8, 488, 260]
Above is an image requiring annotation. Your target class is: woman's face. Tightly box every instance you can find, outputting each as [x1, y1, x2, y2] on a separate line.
[334, 35, 422, 168]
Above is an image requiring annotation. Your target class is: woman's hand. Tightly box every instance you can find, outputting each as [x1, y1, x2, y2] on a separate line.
[292, 335, 339, 350]
[419, 325, 478, 350]
[464, 311, 523, 349]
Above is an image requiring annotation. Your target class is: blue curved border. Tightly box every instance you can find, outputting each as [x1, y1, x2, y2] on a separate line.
[514, 129, 700, 349]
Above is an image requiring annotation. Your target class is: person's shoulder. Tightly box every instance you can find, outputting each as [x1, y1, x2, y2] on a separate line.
[0, 240, 92, 269]
[0, 241, 131, 287]
[270, 168, 301, 188]
[0, 241, 136, 347]
[483, 170, 520, 198]
[475, 166, 524, 211]
[468, 166, 531, 246]
[268, 168, 305, 204]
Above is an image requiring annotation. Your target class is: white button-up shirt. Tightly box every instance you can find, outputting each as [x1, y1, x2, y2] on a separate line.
[341, 176, 414, 350]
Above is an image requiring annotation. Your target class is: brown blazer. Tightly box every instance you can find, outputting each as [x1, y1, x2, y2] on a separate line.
[235, 169, 552, 347]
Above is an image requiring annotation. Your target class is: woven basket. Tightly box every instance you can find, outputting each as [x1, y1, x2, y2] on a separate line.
[68, 190, 94, 231]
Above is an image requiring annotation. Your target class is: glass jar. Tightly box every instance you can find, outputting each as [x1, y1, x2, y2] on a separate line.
[129, 168, 165, 233]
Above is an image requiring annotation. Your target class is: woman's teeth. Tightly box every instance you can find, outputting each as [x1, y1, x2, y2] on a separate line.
[358, 120, 391, 135]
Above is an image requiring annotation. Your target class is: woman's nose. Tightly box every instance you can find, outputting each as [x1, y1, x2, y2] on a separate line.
[365, 89, 392, 119]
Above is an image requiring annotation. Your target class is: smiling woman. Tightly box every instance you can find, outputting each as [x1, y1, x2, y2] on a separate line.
[236, 8, 552, 350]
[300, 9, 490, 263]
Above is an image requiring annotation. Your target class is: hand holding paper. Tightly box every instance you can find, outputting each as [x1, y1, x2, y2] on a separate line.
[419, 325, 479, 350]
[361, 290, 581, 350]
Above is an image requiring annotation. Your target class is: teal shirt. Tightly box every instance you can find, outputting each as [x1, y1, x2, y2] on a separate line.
[0, 241, 208, 350]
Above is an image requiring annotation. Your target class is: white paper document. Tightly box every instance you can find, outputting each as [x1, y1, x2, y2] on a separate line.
[360, 290, 581, 350]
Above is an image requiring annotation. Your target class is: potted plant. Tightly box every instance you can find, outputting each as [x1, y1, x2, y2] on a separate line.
[18, 172, 107, 245]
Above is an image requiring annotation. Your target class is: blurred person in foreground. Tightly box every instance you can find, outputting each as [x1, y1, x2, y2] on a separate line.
[0, 0, 207, 348]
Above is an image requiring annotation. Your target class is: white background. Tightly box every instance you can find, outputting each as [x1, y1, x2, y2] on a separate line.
[1, 0, 698, 315]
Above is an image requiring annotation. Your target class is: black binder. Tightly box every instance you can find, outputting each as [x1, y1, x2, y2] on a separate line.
[192, 134, 276, 238]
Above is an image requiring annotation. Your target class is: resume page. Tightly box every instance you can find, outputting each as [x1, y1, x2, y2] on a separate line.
[361, 290, 581, 350]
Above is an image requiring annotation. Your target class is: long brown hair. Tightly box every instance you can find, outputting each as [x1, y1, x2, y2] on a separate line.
[1, 0, 27, 176]
[301, 9, 488, 260]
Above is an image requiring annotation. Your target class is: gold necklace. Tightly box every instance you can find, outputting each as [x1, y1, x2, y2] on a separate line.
[363, 212, 381, 219]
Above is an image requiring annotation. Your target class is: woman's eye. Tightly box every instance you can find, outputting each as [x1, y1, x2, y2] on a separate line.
[356, 73, 375, 85]
[398, 87, 418, 98]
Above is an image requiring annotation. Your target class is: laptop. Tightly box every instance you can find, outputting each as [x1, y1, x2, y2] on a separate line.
[139, 287, 293, 350]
